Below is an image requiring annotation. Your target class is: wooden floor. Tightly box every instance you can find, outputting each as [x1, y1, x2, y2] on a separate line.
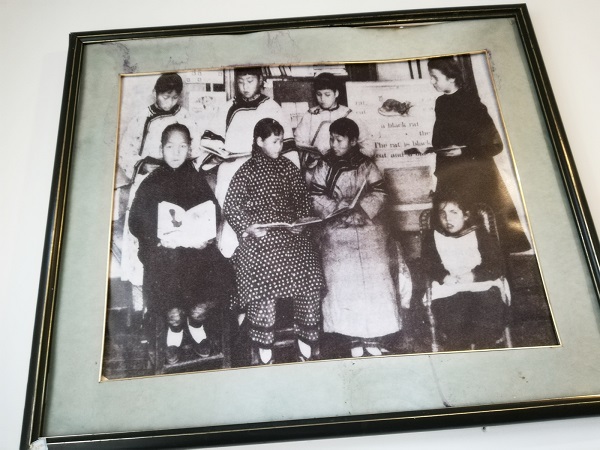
[102, 252, 558, 380]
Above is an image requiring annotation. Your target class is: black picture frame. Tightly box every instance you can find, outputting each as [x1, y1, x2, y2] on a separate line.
[21, 4, 600, 449]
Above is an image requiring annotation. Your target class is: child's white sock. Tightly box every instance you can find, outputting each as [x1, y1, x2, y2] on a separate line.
[237, 313, 246, 326]
[166, 328, 183, 347]
[365, 346, 382, 356]
[297, 339, 311, 359]
[259, 347, 273, 364]
[351, 346, 364, 357]
[188, 321, 207, 344]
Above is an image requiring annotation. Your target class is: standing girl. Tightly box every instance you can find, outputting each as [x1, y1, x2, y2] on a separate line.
[203, 67, 298, 258]
[294, 72, 373, 182]
[310, 117, 405, 358]
[223, 118, 324, 365]
[118, 73, 201, 321]
[427, 56, 530, 253]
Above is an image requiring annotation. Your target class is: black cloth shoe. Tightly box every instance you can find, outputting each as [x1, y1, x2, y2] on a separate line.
[192, 339, 211, 358]
[165, 346, 180, 365]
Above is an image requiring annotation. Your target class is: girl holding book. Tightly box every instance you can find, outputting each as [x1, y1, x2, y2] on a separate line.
[294, 72, 373, 182]
[129, 124, 233, 364]
[202, 67, 298, 258]
[310, 117, 406, 358]
[223, 118, 324, 365]
[428, 56, 530, 253]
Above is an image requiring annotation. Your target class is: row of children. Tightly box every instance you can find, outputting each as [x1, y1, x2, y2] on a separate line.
[118, 68, 378, 365]
[128, 116, 404, 365]
[120, 66, 512, 366]
[118, 70, 362, 293]
[128, 117, 509, 365]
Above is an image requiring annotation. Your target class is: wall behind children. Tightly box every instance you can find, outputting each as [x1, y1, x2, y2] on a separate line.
[2, 0, 600, 449]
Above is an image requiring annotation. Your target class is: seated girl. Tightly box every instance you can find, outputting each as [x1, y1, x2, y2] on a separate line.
[310, 117, 406, 358]
[128, 123, 233, 365]
[223, 118, 324, 365]
[421, 190, 509, 351]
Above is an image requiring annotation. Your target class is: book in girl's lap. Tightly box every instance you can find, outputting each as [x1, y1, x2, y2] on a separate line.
[223, 118, 324, 365]
[118, 73, 201, 318]
[310, 118, 408, 358]
[421, 190, 509, 351]
[129, 124, 233, 364]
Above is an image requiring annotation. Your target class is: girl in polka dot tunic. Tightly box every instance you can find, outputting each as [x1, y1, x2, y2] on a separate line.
[223, 118, 325, 364]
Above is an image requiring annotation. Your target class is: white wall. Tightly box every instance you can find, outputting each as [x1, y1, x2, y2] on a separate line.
[2, 0, 600, 448]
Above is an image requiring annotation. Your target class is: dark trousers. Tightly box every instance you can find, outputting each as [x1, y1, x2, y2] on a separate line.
[431, 287, 507, 351]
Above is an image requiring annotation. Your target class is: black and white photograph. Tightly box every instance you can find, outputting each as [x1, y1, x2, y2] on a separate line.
[103, 52, 557, 380]
[14, 3, 600, 449]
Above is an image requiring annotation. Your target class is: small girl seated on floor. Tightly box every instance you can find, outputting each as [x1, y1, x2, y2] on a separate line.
[421, 190, 509, 351]
[223, 118, 325, 365]
[128, 123, 233, 365]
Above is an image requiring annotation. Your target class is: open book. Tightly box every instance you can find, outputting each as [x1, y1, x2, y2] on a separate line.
[256, 179, 368, 231]
[157, 200, 216, 248]
[255, 216, 323, 230]
[295, 145, 324, 158]
[200, 138, 252, 160]
[324, 178, 367, 220]
[431, 145, 467, 153]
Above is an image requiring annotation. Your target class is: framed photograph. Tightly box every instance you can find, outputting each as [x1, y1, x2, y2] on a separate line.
[21, 4, 600, 449]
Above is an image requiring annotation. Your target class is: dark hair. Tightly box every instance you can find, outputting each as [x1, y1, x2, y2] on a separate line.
[432, 189, 471, 217]
[329, 117, 360, 141]
[427, 56, 464, 88]
[314, 72, 339, 92]
[253, 118, 284, 142]
[234, 66, 263, 80]
[161, 123, 192, 147]
[154, 73, 183, 95]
